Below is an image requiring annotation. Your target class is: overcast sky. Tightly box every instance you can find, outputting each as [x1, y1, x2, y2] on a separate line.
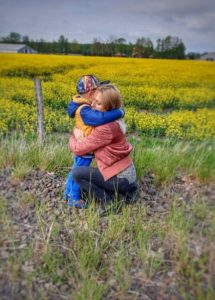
[0, 0, 214, 53]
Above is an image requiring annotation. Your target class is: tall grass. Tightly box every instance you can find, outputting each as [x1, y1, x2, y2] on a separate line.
[131, 136, 215, 183]
[0, 134, 214, 183]
[1, 193, 214, 299]
[0, 134, 72, 178]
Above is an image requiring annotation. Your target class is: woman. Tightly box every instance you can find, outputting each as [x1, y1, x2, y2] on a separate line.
[69, 84, 138, 209]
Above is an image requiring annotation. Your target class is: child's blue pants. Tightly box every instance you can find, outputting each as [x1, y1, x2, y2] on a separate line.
[64, 156, 93, 204]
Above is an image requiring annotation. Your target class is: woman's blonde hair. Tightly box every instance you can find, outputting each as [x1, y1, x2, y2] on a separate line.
[95, 84, 122, 110]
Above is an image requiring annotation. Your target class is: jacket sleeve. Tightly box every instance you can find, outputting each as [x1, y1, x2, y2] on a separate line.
[80, 106, 125, 126]
[69, 125, 113, 156]
[67, 101, 80, 118]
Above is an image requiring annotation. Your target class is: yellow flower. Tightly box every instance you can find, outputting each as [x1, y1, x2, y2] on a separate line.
[0, 54, 215, 139]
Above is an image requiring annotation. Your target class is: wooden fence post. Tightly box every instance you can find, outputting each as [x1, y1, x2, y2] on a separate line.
[34, 78, 45, 144]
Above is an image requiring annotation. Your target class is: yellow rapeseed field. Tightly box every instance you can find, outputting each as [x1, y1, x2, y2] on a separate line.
[0, 53, 215, 139]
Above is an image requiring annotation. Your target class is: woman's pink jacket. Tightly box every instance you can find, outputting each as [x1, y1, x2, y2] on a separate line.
[69, 121, 133, 181]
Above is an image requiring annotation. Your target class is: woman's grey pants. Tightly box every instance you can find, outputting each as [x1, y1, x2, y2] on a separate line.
[72, 166, 138, 205]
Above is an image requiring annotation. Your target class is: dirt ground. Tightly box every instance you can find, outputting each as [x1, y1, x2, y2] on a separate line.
[0, 168, 214, 299]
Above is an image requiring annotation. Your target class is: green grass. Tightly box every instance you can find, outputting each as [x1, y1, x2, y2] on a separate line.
[131, 136, 215, 183]
[0, 133, 72, 178]
[0, 134, 215, 299]
[0, 134, 215, 183]
[1, 194, 214, 299]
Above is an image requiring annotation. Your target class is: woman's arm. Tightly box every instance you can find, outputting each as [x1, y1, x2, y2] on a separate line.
[69, 124, 113, 156]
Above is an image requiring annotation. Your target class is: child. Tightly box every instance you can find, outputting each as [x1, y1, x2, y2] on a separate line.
[64, 75, 124, 208]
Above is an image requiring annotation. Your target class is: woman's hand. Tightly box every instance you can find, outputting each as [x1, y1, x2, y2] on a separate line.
[73, 127, 84, 140]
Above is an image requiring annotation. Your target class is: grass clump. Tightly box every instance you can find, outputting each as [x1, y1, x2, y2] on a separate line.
[131, 136, 215, 183]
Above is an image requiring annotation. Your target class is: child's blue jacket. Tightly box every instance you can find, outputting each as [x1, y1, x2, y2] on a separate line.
[67, 100, 124, 126]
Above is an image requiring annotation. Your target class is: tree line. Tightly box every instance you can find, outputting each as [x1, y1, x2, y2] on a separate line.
[0, 31, 192, 59]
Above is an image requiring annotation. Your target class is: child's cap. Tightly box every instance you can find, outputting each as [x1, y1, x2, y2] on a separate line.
[76, 75, 110, 94]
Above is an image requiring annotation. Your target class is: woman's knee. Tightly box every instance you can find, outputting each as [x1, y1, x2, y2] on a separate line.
[72, 166, 90, 183]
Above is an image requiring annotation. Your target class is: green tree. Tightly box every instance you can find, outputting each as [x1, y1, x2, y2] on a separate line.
[69, 39, 80, 54]
[22, 35, 30, 43]
[57, 35, 69, 54]
[91, 38, 104, 56]
[133, 37, 153, 58]
[2, 32, 22, 43]
[114, 37, 127, 55]
[155, 36, 186, 59]
[37, 39, 47, 53]
[186, 52, 200, 60]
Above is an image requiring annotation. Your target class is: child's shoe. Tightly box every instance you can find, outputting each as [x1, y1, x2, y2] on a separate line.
[63, 193, 70, 203]
[68, 199, 87, 209]
[75, 200, 88, 209]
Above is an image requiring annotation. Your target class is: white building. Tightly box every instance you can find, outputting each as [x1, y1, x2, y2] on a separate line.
[199, 52, 215, 61]
[0, 43, 37, 54]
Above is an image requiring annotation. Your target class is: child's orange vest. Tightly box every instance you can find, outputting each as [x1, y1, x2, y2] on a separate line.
[73, 95, 94, 137]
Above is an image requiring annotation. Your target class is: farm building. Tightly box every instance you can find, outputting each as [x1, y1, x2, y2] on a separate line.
[0, 43, 37, 54]
[199, 52, 215, 61]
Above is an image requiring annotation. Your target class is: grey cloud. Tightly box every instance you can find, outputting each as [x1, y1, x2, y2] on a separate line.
[0, 0, 214, 52]
[123, 0, 215, 16]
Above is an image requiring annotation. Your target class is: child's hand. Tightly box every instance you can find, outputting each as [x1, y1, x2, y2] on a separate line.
[73, 127, 84, 139]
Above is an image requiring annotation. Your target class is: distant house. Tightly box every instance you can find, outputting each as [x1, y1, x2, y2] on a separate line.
[0, 43, 37, 54]
[115, 52, 127, 57]
[199, 52, 215, 61]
